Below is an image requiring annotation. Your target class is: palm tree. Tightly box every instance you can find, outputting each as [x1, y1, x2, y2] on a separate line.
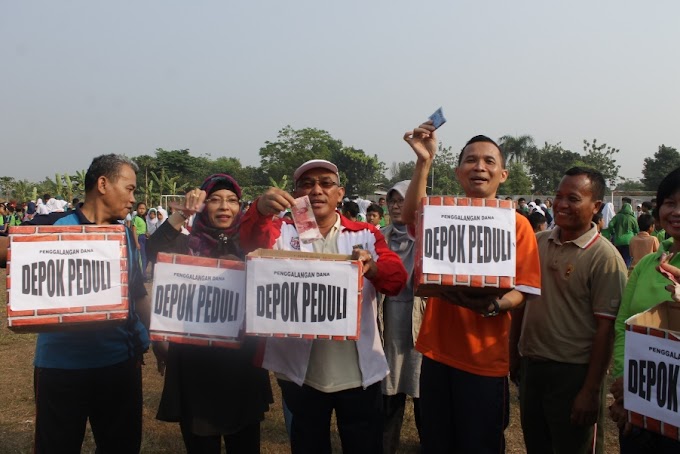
[133, 155, 157, 205]
[40, 174, 64, 198]
[498, 135, 536, 165]
[0, 176, 15, 201]
[269, 175, 290, 191]
[12, 180, 34, 202]
[63, 174, 75, 203]
[72, 170, 87, 196]
[151, 169, 190, 207]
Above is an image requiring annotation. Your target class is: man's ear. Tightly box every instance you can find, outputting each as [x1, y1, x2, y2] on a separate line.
[97, 176, 108, 195]
[593, 200, 603, 214]
[499, 168, 509, 184]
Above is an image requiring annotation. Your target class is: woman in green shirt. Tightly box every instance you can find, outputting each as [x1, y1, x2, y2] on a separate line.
[132, 202, 148, 279]
[609, 168, 680, 453]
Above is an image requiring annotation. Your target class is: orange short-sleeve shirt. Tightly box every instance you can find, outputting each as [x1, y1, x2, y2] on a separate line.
[415, 212, 541, 377]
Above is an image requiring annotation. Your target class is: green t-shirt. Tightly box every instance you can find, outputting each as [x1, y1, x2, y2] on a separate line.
[612, 239, 677, 377]
[133, 215, 147, 235]
[653, 229, 667, 242]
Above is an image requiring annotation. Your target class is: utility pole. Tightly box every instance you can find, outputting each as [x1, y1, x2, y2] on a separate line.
[430, 164, 434, 195]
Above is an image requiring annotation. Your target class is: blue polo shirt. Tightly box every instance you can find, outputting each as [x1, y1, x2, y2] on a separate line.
[34, 209, 150, 369]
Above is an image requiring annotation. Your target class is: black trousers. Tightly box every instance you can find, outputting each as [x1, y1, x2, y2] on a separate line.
[383, 393, 422, 454]
[34, 358, 143, 454]
[520, 358, 604, 454]
[278, 379, 383, 454]
[419, 356, 509, 454]
[179, 420, 261, 454]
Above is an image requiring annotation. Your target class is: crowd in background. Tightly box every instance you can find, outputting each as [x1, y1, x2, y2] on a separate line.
[2, 145, 680, 454]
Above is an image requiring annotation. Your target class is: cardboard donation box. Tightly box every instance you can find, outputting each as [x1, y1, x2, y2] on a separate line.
[624, 301, 680, 440]
[414, 197, 516, 297]
[6, 225, 129, 332]
[149, 253, 246, 348]
[245, 249, 363, 340]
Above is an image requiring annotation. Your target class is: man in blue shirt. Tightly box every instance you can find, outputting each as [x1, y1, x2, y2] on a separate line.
[32, 154, 151, 454]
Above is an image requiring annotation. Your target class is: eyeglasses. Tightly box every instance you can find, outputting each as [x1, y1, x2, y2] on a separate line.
[296, 178, 339, 190]
[206, 196, 241, 206]
[387, 198, 405, 206]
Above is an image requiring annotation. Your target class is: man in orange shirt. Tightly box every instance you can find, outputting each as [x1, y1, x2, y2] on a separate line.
[402, 123, 541, 453]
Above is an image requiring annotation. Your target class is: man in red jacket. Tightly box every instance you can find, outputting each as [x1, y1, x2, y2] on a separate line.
[241, 159, 407, 454]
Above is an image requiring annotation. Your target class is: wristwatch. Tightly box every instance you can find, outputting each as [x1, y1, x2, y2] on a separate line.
[482, 298, 501, 317]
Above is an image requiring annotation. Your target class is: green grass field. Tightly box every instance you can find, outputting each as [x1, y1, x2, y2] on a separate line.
[0, 269, 620, 453]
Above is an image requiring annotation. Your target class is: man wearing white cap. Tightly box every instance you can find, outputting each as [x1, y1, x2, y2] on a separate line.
[240, 159, 407, 454]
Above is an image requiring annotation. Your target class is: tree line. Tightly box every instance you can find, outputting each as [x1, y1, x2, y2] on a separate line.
[1, 126, 677, 205]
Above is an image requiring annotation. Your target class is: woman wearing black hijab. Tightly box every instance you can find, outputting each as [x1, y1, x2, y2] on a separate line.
[146, 174, 272, 454]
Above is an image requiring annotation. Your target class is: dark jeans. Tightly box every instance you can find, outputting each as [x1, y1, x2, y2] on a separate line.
[138, 234, 148, 277]
[34, 358, 143, 454]
[616, 244, 632, 268]
[419, 356, 509, 454]
[383, 393, 422, 454]
[282, 397, 293, 438]
[520, 357, 605, 454]
[278, 379, 383, 454]
[179, 420, 261, 454]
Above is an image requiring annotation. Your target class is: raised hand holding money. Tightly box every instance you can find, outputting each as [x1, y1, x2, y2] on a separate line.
[403, 120, 438, 163]
[658, 256, 680, 302]
[429, 107, 447, 130]
[167, 189, 208, 228]
[169, 188, 207, 214]
[256, 187, 295, 217]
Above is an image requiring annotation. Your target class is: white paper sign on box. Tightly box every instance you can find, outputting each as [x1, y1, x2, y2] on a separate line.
[246, 250, 362, 339]
[421, 204, 516, 277]
[6, 224, 129, 332]
[10, 240, 122, 311]
[624, 302, 680, 440]
[149, 253, 245, 347]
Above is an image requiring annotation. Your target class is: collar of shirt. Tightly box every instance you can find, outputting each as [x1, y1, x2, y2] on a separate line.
[311, 213, 342, 254]
[548, 222, 599, 249]
[71, 207, 95, 225]
[325, 213, 342, 237]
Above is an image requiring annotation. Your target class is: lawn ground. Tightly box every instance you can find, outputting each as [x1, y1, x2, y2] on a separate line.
[0, 269, 620, 453]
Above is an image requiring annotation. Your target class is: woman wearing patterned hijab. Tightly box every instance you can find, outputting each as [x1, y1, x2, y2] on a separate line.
[146, 174, 272, 453]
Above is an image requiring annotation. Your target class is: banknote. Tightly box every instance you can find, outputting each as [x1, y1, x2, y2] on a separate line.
[292, 195, 323, 243]
[429, 107, 447, 130]
[659, 252, 679, 284]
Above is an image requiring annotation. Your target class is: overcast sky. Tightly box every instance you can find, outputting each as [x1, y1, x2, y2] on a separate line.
[2, 1, 679, 184]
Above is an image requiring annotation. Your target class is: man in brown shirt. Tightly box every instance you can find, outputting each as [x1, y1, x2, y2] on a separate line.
[513, 167, 628, 454]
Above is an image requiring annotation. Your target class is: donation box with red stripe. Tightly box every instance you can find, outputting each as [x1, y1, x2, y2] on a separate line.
[6, 225, 129, 332]
[624, 302, 680, 441]
[149, 253, 246, 348]
[414, 197, 516, 297]
[245, 249, 363, 340]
